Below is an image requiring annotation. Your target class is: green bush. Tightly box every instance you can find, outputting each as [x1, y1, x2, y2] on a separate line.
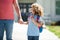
[47, 26, 60, 38]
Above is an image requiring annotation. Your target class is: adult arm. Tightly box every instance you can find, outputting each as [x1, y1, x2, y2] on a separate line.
[13, 0, 23, 23]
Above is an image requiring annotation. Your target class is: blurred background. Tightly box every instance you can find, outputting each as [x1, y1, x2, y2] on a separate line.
[14, 0, 60, 25]
[13, 0, 60, 39]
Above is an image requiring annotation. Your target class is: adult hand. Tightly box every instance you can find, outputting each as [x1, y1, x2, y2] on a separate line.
[18, 19, 23, 24]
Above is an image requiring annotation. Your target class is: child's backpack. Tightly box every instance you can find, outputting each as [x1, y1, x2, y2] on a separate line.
[37, 15, 43, 33]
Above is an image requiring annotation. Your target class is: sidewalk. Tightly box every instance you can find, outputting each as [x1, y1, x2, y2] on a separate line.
[4, 23, 60, 40]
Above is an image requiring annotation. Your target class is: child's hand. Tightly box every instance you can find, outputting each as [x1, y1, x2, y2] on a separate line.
[23, 22, 28, 25]
[30, 15, 34, 18]
[31, 16, 34, 21]
[31, 17, 42, 27]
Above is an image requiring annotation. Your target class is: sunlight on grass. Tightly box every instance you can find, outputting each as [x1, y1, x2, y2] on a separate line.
[47, 26, 60, 38]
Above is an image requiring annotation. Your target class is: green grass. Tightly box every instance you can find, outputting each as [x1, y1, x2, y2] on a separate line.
[47, 26, 60, 38]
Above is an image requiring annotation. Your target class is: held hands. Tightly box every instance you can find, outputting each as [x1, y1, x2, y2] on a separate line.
[18, 20, 23, 24]
[18, 18, 28, 24]
[18, 18, 24, 24]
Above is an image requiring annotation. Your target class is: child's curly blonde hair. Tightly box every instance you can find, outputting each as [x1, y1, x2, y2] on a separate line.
[31, 3, 44, 16]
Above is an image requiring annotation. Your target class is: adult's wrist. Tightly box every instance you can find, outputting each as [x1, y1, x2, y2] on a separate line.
[18, 16, 20, 20]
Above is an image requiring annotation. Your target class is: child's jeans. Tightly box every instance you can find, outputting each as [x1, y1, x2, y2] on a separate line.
[0, 20, 14, 40]
[28, 36, 39, 40]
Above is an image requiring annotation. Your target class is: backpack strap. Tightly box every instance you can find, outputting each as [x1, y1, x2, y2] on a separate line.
[37, 15, 43, 33]
[36, 15, 43, 28]
[36, 15, 40, 22]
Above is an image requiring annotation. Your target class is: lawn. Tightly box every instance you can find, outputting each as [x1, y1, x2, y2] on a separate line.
[47, 26, 60, 38]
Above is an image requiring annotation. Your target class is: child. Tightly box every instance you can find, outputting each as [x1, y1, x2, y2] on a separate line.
[23, 3, 44, 40]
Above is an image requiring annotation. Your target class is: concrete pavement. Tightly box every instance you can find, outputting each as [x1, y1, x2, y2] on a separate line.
[3, 23, 60, 40]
